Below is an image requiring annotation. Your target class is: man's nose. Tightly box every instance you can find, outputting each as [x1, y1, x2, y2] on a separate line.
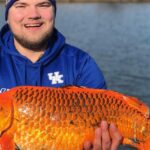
[27, 6, 41, 19]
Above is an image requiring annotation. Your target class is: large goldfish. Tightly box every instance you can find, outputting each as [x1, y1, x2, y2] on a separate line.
[0, 86, 149, 150]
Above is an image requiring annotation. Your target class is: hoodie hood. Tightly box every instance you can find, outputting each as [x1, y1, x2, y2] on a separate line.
[0, 24, 65, 66]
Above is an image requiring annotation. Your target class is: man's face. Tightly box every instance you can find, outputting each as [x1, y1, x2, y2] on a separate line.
[7, 0, 55, 50]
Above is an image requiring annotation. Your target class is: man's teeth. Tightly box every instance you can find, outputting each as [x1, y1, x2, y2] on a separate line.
[25, 24, 41, 27]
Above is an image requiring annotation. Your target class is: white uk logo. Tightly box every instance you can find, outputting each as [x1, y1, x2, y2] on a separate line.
[48, 71, 64, 85]
[0, 88, 10, 93]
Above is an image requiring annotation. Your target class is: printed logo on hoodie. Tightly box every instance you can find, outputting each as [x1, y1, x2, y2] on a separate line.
[48, 71, 64, 85]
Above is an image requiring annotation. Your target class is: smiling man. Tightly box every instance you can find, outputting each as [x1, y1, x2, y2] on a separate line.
[0, 0, 122, 149]
[6, 0, 56, 62]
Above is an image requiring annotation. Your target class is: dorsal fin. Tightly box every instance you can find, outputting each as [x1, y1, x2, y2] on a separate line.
[123, 95, 150, 118]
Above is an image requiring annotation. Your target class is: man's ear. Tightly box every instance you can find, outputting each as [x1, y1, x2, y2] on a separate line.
[7, 20, 9, 24]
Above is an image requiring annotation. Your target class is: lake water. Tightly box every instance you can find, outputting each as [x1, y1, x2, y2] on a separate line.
[0, 3, 150, 149]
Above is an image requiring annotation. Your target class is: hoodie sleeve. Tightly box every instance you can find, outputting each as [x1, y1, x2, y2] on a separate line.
[75, 54, 107, 89]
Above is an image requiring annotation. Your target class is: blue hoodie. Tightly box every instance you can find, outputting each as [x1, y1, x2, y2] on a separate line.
[0, 24, 106, 93]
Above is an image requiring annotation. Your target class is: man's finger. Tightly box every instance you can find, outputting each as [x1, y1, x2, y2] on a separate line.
[93, 126, 102, 150]
[83, 141, 93, 150]
[101, 121, 111, 150]
[109, 123, 123, 150]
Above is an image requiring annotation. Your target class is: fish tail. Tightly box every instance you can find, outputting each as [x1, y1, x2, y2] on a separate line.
[0, 133, 15, 150]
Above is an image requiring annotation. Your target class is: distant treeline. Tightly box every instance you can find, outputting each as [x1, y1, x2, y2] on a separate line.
[0, 0, 150, 2]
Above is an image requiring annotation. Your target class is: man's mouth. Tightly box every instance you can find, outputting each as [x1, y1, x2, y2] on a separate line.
[24, 23, 43, 28]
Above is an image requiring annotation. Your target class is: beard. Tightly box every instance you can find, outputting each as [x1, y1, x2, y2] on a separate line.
[13, 31, 53, 51]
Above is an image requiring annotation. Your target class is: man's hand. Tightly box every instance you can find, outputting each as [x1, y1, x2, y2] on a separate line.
[83, 121, 123, 150]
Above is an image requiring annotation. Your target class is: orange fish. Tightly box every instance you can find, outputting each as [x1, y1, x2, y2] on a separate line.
[0, 86, 149, 150]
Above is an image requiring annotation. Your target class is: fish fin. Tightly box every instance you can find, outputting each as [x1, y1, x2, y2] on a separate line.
[123, 137, 150, 150]
[104, 90, 150, 118]
[123, 138, 139, 149]
[61, 85, 86, 89]
[0, 133, 15, 150]
[122, 95, 150, 118]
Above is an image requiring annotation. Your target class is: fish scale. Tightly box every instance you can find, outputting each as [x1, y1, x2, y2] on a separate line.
[0, 86, 149, 150]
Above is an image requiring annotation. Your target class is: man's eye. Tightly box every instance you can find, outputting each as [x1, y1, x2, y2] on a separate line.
[15, 5, 25, 8]
[39, 3, 52, 7]
[13, 3, 26, 8]
[41, 5, 50, 7]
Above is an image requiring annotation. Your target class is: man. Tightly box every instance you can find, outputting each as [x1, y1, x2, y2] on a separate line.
[0, 0, 122, 149]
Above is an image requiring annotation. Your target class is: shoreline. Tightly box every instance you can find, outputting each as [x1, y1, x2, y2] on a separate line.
[1, 0, 150, 2]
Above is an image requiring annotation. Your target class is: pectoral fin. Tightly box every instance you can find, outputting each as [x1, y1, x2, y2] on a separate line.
[123, 137, 150, 150]
[123, 138, 139, 149]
